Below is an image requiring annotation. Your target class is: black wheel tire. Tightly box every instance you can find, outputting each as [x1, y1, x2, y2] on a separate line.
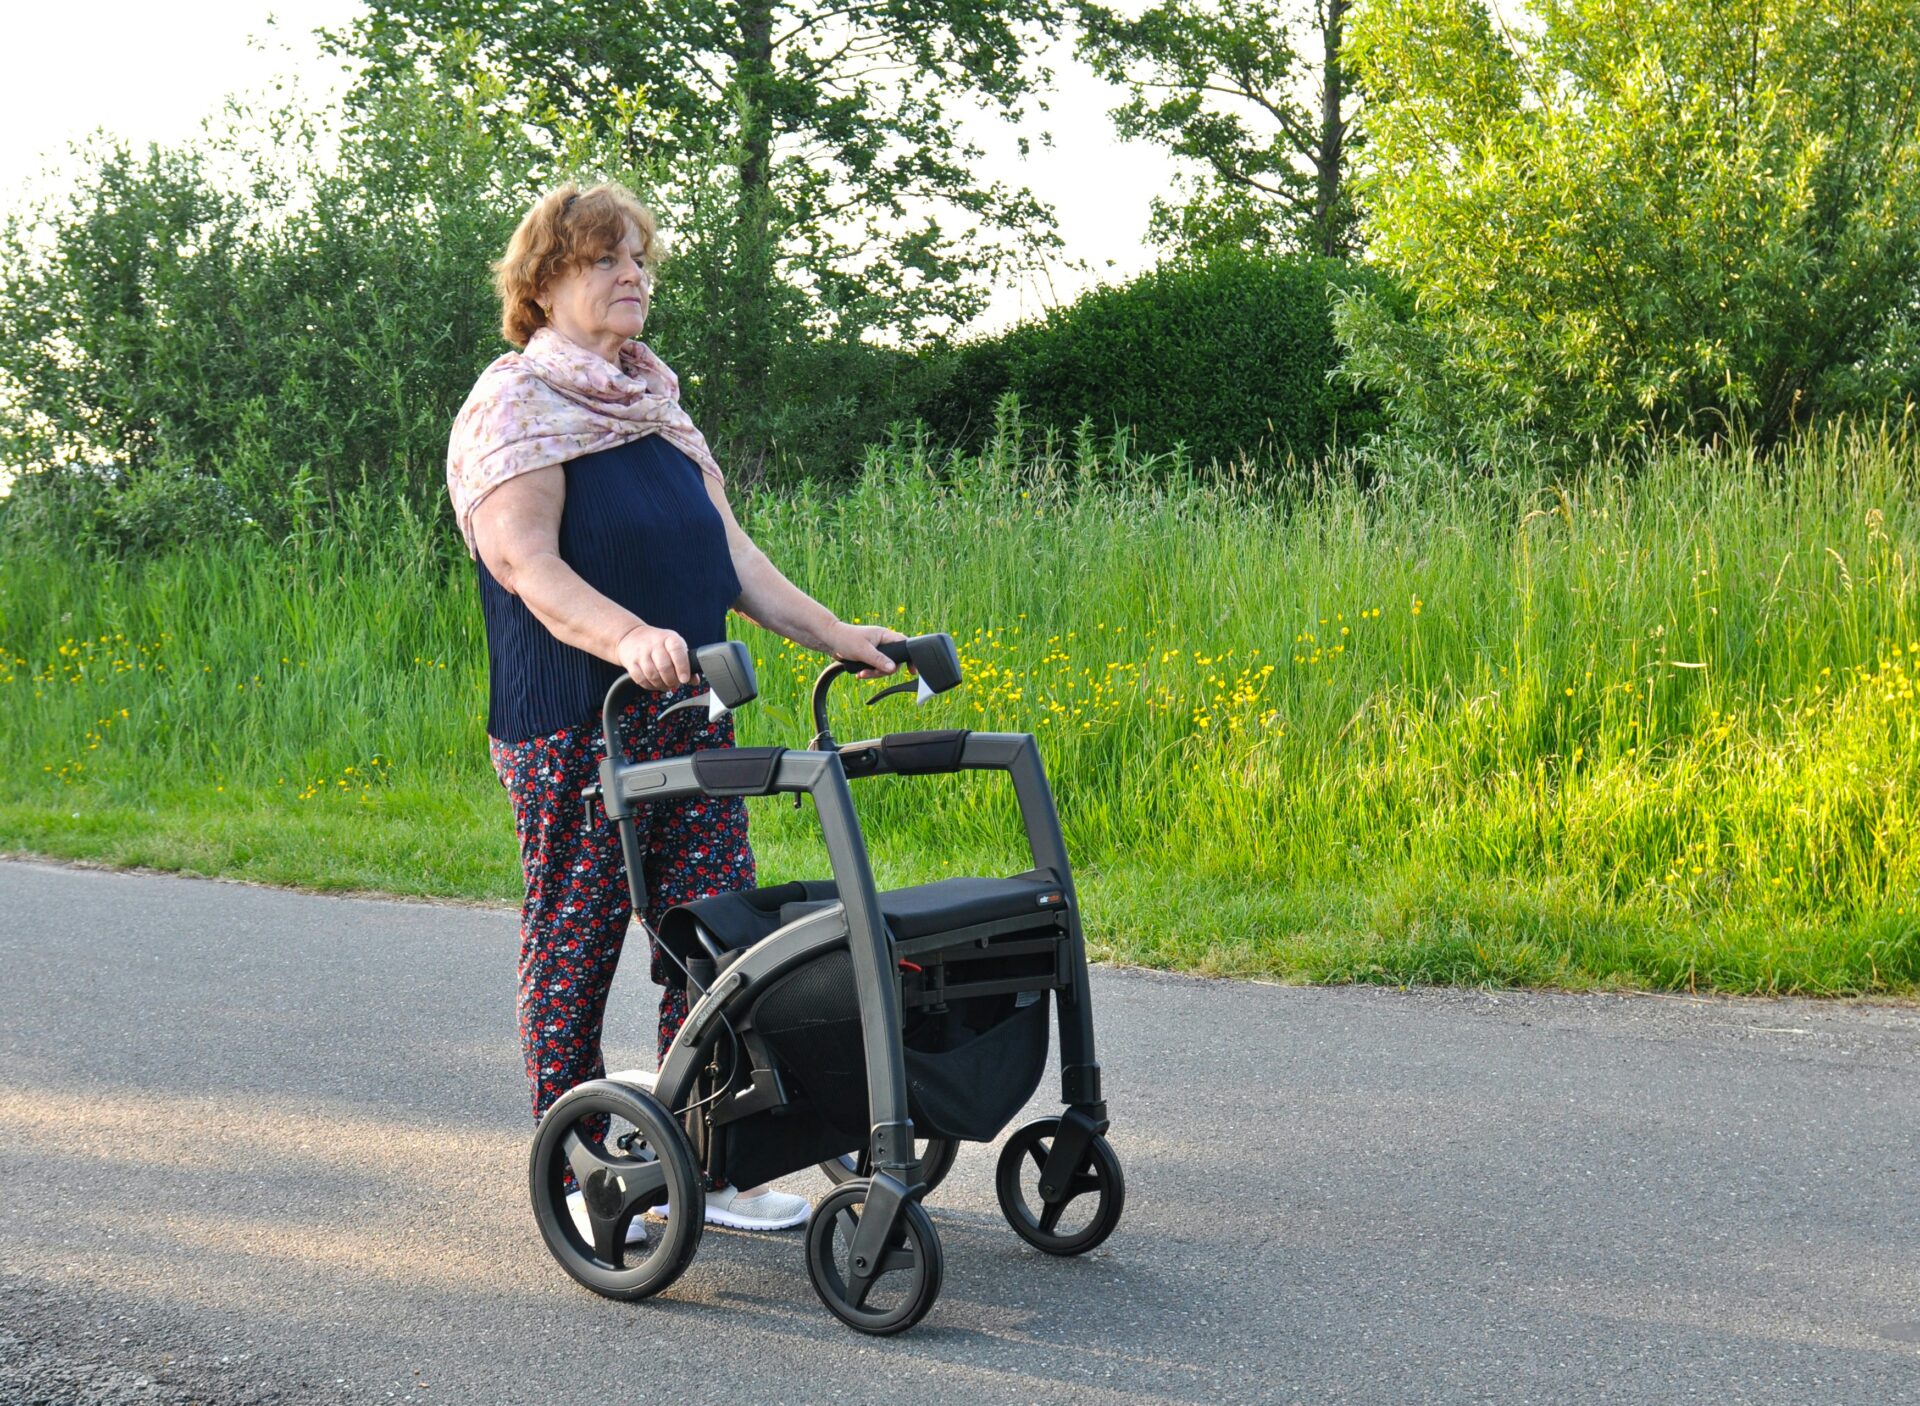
[804, 1181, 944, 1335]
[995, 1117, 1125, 1256]
[817, 1136, 960, 1195]
[529, 1078, 703, 1301]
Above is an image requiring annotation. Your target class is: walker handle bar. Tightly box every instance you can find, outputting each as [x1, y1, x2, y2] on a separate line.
[810, 633, 962, 748]
[601, 641, 757, 759]
[596, 633, 960, 758]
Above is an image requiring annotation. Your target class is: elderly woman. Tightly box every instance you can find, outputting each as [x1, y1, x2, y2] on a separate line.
[447, 183, 902, 1232]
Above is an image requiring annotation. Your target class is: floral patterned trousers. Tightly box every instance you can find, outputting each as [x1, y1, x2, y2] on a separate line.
[489, 681, 756, 1128]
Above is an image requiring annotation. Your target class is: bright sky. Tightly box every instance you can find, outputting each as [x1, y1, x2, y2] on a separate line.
[0, 0, 1181, 334]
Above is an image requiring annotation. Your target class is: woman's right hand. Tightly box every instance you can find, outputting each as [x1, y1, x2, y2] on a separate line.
[618, 623, 693, 690]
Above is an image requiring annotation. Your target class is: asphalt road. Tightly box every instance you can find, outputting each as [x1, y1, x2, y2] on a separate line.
[2, 856, 1918, 1405]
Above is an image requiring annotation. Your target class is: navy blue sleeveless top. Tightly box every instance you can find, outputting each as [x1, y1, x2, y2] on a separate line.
[477, 436, 741, 742]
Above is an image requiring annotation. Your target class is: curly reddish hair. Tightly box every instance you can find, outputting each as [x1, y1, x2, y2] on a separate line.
[492, 183, 658, 347]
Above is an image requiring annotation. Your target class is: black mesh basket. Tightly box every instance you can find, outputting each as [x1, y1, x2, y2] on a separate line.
[753, 950, 1050, 1144]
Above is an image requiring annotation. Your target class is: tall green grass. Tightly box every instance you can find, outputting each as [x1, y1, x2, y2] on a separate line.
[3, 422, 1917, 994]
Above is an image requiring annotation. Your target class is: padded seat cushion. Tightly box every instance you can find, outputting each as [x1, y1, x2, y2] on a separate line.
[656, 872, 1063, 966]
[874, 874, 1066, 939]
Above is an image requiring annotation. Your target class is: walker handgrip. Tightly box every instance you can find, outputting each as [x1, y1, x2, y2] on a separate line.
[600, 641, 757, 759]
[695, 641, 758, 710]
[814, 632, 962, 749]
[858, 634, 962, 694]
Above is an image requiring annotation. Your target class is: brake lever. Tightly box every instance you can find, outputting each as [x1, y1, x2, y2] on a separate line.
[864, 679, 918, 706]
[659, 688, 728, 723]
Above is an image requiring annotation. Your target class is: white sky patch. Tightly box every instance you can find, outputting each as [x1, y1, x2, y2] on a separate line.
[944, 28, 1182, 330]
[0, 2, 360, 197]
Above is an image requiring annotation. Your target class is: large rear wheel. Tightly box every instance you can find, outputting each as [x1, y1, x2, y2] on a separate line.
[529, 1079, 704, 1300]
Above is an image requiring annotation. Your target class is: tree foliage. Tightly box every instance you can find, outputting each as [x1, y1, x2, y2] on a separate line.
[1337, 0, 1920, 458]
[0, 74, 526, 555]
[332, 1, 1065, 363]
[0, 62, 935, 558]
[1076, 0, 1359, 257]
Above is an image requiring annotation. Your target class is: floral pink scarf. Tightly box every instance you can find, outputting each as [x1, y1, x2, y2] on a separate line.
[445, 326, 724, 558]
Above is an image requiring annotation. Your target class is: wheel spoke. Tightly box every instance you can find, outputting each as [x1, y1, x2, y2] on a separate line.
[591, 1214, 631, 1265]
[562, 1127, 669, 1256]
[1026, 1138, 1051, 1175]
[877, 1245, 917, 1275]
[1064, 1172, 1103, 1204]
[1037, 1196, 1068, 1234]
[835, 1206, 899, 1311]
[843, 1237, 885, 1310]
[612, 1160, 668, 1217]
[562, 1128, 628, 1193]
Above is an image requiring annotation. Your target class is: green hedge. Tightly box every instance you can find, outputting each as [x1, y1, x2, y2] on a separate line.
[918, 250, 1390, 469]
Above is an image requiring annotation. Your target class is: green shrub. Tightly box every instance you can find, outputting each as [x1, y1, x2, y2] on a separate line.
[0, 463, 247, 560]
[916, 249, 1389, 471]
[0, 78, 535, 555]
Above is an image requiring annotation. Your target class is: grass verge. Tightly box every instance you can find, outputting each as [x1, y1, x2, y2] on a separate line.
[3, 422, 1917, 995]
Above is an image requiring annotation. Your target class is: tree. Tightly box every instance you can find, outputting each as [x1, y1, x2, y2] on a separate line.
[330, 0, 1068, 469]
[1336, 0, 1920, 457]
[1075, 0, 1359, 257]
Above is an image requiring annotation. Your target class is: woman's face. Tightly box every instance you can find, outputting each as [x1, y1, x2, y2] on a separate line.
[542, 221, 651, 359]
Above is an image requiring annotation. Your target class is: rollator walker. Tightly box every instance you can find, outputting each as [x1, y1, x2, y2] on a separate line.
[529, 632, 1124, 1334]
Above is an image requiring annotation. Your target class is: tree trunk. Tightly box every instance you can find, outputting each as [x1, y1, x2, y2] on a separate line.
[736, 0, 775, 199]
[727, 0, 779, 467]
[1313, 0, 1348, 258]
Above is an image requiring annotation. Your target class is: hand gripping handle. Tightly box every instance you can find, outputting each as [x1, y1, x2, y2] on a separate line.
[813, 632, 963, 748]
[600, 640, 758, 760]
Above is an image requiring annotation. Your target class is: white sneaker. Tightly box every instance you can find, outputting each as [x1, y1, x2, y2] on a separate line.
[566, 1188, 649, 1247]
[652, 1183, 811, 1231]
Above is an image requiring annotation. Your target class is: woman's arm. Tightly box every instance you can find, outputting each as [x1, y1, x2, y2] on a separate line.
[470, 469, 695, 687]
[702, 476, 901, 675]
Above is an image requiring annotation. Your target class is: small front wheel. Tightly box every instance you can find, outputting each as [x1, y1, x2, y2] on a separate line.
[529, 1079, 703, 1301]
[804, 1181, 943, 1335]
[995, 1117, 1125, 1256]
[818, 1136, 960, 1195]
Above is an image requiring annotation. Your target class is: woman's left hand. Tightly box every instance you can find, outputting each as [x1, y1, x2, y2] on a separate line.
[824, 621, 907, 679]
